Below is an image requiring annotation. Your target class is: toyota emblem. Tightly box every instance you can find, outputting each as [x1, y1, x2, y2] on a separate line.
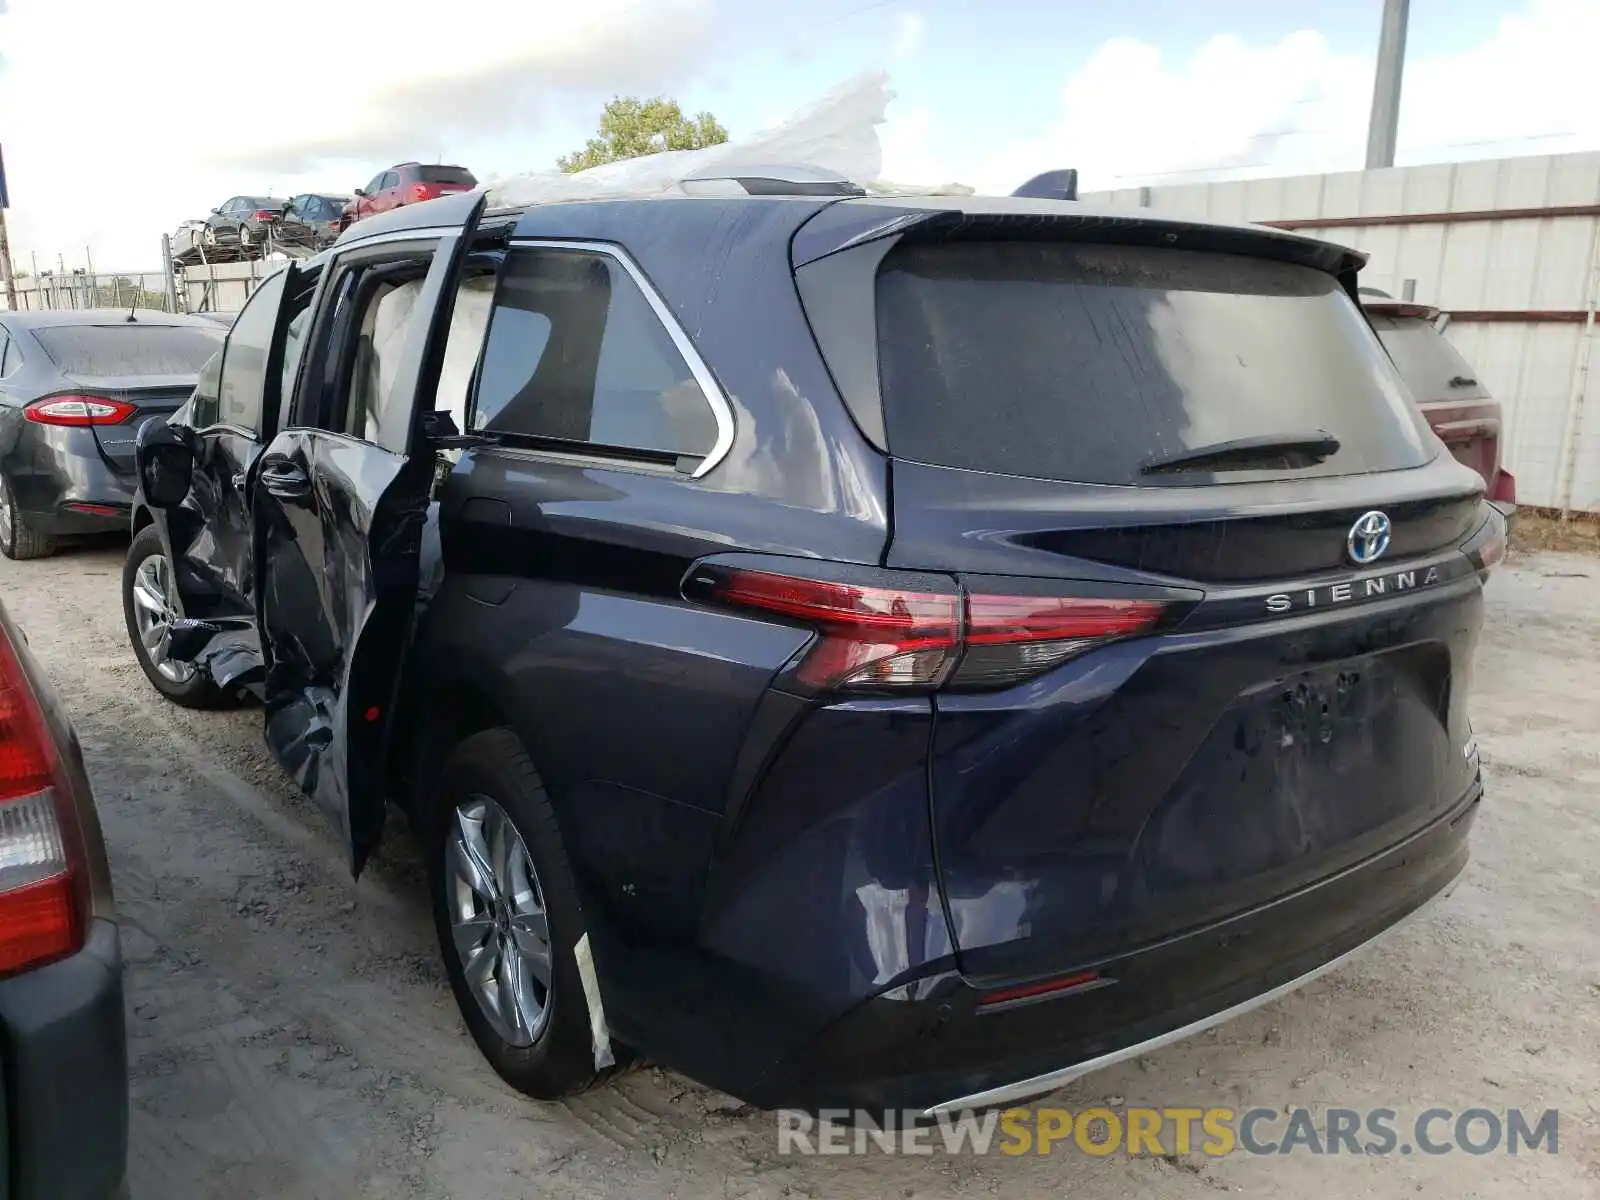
[1347, 510, 1392, 565]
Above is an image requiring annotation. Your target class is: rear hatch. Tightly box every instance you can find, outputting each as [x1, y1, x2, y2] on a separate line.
[797, 208, 1493, 985]
[1366, 303, 1504, 494]
[416, 165, 477, 200]
[33, 322, 221, 472]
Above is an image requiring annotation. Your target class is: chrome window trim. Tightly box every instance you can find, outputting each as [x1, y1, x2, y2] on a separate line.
[504, 237, 735, 479]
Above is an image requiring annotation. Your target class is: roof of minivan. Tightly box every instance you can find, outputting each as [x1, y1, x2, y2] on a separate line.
[334, 187, 1366, 278]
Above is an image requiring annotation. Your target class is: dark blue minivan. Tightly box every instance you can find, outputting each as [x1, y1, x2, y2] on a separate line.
[123, 181, 1501, 1113]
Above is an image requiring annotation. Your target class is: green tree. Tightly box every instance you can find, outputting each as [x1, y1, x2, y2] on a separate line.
[557, 97, 729, 173]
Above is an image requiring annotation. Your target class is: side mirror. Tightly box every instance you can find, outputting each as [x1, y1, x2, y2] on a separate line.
[353, 188, 366, 198]
[136, 421, 196, 509]
[210, 207, 222, 215]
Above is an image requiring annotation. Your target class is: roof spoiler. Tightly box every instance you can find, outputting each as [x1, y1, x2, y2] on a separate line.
[1012, 169, 1079, 201]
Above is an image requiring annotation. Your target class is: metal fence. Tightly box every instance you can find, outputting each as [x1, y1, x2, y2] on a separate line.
[5, 245, 281, 318]
[9, 269, 172, 312]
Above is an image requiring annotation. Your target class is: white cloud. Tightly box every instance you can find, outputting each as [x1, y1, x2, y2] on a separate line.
[0, 0, 715, 268]
[892, 11, 925, 62]
[882, 0, 1600, 195]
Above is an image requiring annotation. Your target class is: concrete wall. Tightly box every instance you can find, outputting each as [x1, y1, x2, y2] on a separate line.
[1083, 152, 1600, 514]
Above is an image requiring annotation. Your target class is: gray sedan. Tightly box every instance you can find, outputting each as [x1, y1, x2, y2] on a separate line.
[0, 310, 224, 558]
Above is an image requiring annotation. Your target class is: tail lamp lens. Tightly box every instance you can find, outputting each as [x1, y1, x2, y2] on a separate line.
[702, 568, 961, 689]
[955, 594, 1167, 688]
[24, 395, 137, 427]
[694, 566, 1166, 693]
[0, 629, 82, 974]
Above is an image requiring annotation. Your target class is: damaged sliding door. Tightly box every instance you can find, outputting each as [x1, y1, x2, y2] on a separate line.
[254, 195, 489, 874]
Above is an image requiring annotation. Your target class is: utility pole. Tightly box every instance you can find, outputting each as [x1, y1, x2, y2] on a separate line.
[0, 209, 17, 312]
[1365, 0, 1410, 169]
[0, 144, 15, 311]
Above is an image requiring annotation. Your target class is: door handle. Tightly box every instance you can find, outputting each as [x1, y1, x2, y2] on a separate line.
[231, 472, 248, 491]
[258, 457, 310, 499]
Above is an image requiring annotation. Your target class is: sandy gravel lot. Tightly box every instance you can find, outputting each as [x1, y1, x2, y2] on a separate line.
[2, 539, 1596, 1199]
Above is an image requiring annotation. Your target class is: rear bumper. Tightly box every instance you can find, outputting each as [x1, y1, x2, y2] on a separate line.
[747, 778, 1477, 1113]
[0, 919, 127, 1199]
[5, 423, 137, 535]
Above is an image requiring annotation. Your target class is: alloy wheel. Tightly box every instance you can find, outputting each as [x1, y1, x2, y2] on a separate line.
[446, 794, 554, 1047]
[129, 552, 196, 683]
[0, 480, 13, 549]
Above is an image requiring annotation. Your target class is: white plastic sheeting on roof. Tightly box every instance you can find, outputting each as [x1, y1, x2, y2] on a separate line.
[488, 72, 974, 208]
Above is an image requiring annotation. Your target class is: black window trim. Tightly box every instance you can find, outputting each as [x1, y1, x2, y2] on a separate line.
[0, 326, 17, 379]
[471, 237, 736, 478]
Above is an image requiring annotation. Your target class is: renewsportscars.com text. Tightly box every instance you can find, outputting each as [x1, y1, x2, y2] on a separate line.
[776, 1106, 1559, 1158]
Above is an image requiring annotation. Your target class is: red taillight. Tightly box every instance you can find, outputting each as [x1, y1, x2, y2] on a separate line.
[692, 565, 1168, 693]
[704, 568, 961, 689]
[251, 209, 278, 221]
[24, 395, 137, 427]
[0, 627, 82, 974]
[412, 184, 430, 201]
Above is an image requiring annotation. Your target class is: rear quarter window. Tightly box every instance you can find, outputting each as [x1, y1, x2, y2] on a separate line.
[469, 247, 717, 462]
[874, 242, 1434, 485]
[32, 324, 225, 377]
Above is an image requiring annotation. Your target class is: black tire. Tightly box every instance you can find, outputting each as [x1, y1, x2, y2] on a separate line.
[122, 525, 232, 708]
[0, 475, 56, 560]
[429, 728, 631, 1099]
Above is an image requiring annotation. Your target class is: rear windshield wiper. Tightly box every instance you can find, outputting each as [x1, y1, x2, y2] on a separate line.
[1140, 431, 1341, 475]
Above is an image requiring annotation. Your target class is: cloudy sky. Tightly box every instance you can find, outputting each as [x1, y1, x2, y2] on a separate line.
[1, 0, 1598, 269]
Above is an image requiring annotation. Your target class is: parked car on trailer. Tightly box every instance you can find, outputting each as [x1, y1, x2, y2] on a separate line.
[0, 595, 127, 1198]
[343, 163, 477, 227]
[1364, 294, 1517, 508]
[125, 182, 1503, 1113]
[203, 196, 288, 253]
[0, 310, 224, 558]
[276, 194, 352, 250]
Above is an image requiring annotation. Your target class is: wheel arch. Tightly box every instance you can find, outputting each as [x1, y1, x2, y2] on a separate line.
[390, 661, 516, 830]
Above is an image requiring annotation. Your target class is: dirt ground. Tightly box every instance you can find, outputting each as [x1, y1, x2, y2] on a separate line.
[2, 539, 1597, 1199]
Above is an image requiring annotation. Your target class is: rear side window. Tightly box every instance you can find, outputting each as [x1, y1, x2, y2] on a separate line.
[419, 166, 476, 186]
[32, 324, 223, 378]
[875, 242, 1433, 485]
[470, 247, 718, 463]
[1369, 314, 1489, 403]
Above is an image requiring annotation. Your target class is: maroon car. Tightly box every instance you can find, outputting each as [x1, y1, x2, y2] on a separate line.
[1365, 298, 1517, 507]
[343, 162, 477, 228]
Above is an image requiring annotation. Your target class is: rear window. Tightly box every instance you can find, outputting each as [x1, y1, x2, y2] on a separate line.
[32, 324, 225, 378]
[1368, 313, 1489, 403]
[875, 242, 1433, 485]
[418, 166, 476, 186]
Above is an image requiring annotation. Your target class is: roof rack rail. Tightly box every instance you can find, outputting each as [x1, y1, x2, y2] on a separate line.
[679, 163, 866, 198]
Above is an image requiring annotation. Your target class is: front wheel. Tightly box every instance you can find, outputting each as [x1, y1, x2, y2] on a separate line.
[429, 728, 631, 1098]
[122, 525, 231, 708]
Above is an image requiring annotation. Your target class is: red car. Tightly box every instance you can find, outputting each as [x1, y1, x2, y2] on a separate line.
[342, 162, 478, 228]
[1365, 297, 1517, 507]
